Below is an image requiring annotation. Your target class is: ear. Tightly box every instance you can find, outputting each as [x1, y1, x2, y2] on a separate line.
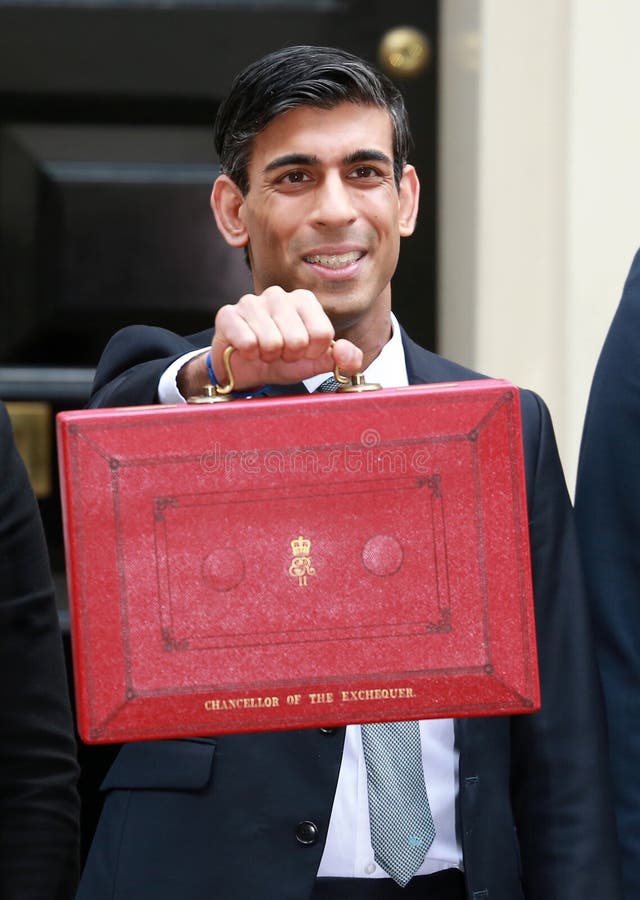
[398, 164, 420, 237]
[210, 174, 249, 248]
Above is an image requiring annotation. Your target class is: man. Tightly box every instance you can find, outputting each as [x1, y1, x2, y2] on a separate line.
[575, 247, 640, 900]
[0, 401, 80, 898]
[78, 46, 622, 899]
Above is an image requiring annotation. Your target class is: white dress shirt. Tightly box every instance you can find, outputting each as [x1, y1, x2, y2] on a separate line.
[158, 314, 463, 878]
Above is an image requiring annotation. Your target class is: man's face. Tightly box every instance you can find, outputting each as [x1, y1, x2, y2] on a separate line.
[232, 102, 419, 338]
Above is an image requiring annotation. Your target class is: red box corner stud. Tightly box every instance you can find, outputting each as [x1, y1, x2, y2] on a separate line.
[57, 379, 539, 743]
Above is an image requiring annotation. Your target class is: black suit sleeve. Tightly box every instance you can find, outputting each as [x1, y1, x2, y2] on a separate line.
[0, 402, 80, 898]
[89, 324, 214, 408]
[575, 248, 640, 899]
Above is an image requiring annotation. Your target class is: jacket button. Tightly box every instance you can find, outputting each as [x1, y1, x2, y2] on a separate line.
[319, 727, 336, 735]
[295, 820, 319, 845]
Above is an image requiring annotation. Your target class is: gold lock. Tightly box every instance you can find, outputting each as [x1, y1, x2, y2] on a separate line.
[333, 367, 381, 393]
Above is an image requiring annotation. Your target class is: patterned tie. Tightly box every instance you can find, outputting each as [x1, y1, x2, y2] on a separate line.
[361, 720, 436, 887]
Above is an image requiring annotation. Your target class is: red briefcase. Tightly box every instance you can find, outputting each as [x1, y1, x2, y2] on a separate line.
[57, 378, 539, 743]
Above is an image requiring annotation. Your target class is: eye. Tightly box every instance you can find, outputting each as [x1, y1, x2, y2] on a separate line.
[349, 165, 382, 179]
[279, 170, 311, 184]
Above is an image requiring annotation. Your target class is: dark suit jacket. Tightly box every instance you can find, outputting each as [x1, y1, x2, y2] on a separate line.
[0, 401, 80, 898]
[575, 248, 640, 900]
[79, 325, 623, 900]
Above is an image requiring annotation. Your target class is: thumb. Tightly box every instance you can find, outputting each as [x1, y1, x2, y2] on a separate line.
[331, 339, 364, 375]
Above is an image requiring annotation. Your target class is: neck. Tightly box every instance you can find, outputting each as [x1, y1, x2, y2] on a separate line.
[333, 304, 393, 371]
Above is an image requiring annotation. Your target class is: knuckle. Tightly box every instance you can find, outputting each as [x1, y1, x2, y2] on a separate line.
[294, 288, 319, 305]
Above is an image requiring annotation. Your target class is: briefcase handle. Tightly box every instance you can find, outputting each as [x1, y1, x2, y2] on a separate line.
[188, 344, 381, 404]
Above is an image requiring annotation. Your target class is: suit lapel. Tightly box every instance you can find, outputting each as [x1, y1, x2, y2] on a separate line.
[401, 326, 484, 387]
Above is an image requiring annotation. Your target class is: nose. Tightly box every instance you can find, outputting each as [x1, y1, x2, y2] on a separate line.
[313, 171, 357, 227]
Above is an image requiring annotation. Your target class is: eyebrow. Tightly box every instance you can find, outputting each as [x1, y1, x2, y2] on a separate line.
[264, 153, 318, 173]
[263, 148, 393, 173]
[343, 149, 392, 167]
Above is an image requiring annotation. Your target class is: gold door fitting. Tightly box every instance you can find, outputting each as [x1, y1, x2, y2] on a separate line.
[378, 26, 431, 79]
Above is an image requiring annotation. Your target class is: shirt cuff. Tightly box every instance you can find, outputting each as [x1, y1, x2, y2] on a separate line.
[158, 347, 209, 404]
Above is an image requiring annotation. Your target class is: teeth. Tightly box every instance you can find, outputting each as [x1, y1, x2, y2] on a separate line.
[305, 251, 361, 269]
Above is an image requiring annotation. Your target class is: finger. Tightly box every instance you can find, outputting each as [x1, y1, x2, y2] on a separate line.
[216, 292, 294, 366]
[228, 288, 331, 364]
[267, 290, 334, 363]
[331, 338, 364, 374]
[214, 300, 264, 360]
[289, 290, 335, 360]
[234, 287, 322, 363]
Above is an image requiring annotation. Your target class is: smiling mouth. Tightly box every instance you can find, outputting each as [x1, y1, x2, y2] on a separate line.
[304, 251, 363, 269]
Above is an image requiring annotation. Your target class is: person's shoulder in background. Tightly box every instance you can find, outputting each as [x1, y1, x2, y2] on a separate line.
[0, 400, 80, 899]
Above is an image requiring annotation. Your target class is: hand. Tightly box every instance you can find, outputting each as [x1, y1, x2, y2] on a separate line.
[200, 287, 363, 392]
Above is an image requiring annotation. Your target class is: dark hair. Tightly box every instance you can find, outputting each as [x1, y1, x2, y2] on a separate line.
[214, 45, 412, 194]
